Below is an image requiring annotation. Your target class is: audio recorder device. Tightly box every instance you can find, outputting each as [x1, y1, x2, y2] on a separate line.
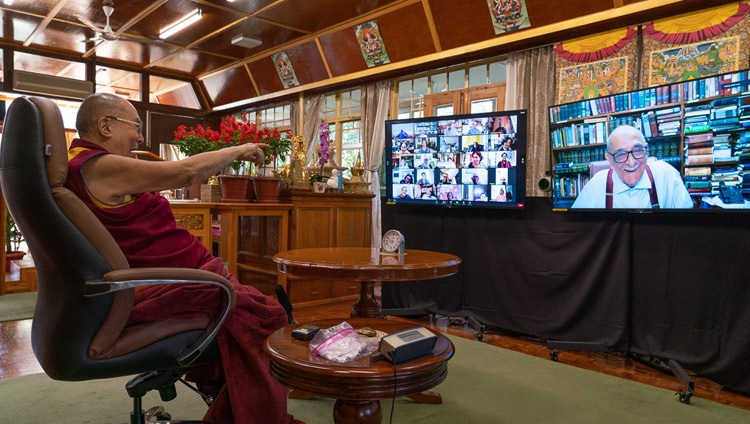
[378, 326, 437, 364]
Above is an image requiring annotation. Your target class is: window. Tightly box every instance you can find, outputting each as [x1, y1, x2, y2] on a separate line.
[322, 88, 362, 178]
[394, 58, 507, 118]
[96, 66, 141, 101]
[149, 75, 200, 109]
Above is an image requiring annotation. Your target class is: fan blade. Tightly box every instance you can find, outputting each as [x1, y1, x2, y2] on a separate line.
[74, 14, 103, 33]
[116, 34, 164, 44]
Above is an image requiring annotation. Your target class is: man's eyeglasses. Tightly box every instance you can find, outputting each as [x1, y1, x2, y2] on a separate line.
[608, 146, 648, 163]
[106, 116, 143, 133]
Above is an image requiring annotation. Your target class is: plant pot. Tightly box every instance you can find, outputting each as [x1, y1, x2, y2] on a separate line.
[254, 176, 283, 203]
[218, 175, 255, 202]
[5, 251, 26, 273]
[312, 181, 326, 193]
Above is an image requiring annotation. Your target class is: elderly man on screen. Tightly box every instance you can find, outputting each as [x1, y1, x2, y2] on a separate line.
[572, 125, 693, 209]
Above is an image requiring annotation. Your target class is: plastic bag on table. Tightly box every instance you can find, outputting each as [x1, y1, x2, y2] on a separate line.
[308, 321, 379, 363]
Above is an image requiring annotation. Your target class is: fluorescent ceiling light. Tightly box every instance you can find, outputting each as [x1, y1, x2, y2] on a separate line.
[159, 9, 202, 39]
[231, 35, 262, 49]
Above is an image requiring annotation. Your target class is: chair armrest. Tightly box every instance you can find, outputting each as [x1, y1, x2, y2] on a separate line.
[85, 267, 236, 366]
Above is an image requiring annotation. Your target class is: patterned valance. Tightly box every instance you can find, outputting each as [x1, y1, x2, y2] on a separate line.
[554, 27, 636, 62]
[644, 2, 750, 44]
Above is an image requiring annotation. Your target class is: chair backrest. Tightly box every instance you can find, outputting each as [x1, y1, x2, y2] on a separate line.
[0, 96, 135, 379]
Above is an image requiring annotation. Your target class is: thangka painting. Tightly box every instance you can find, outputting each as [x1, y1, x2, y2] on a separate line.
[557, 57, 629, 104]
[487, 0, 531, 34]
[272, 51, 300, 89]
[648, 36, 740, 86]
[355, 20, 390, 67]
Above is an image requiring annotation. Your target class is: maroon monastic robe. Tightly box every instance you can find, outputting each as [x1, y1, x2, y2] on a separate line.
[66, 139, 302, 424]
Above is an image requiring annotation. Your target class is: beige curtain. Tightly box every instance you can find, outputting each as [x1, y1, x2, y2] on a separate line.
[505, 45, 556, 198]
[361, 81, 390, 247]
[290, 95, 325, 165]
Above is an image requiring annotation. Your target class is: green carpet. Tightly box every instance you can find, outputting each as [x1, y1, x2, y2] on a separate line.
[0, 291, 36, 322]
[0, 334, 747, 423]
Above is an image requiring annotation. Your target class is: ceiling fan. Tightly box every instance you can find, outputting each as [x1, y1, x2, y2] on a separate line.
[75, 0, 161, 44]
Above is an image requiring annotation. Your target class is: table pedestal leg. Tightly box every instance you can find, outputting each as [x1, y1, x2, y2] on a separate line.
[333, 399, 382, 424]
[351, 281, 382, 318]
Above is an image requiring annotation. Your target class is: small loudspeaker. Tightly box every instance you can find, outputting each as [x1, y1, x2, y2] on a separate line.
[538, 178, 551, 192]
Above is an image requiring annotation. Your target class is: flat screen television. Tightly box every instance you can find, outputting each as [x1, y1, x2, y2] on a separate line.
[384, 110, 527, 208]
[549, 68, 750, 212]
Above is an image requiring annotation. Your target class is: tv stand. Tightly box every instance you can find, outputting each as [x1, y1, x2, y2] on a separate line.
[548, 341, 695, 404]
[626, 354, 695, 404]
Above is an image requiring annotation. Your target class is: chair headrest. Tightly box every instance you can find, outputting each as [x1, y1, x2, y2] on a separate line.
[28, 96, 68, 188]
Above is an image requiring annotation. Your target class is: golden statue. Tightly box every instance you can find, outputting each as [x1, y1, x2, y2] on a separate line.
[287, 135, 309, 189]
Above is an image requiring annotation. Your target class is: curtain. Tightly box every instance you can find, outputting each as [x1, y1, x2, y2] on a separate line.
[360, 81, 390, 247]
[290, 95, 325, 166]
[505, 45, 556, 198]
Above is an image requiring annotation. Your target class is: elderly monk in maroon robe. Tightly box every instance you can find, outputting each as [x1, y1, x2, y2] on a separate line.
[64, 93, 303, 424]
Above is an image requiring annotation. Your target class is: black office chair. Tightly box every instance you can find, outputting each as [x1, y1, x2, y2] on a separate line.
[0, 96, 236, 423]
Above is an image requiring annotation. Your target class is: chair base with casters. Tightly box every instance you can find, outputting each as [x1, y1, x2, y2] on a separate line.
[127, 367, 213, 424]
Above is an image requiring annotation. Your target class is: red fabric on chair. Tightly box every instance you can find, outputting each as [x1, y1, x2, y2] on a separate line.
[127, 256, 299, 424]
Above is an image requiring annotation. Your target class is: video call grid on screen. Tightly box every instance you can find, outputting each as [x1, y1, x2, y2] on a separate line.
[386, 110, 527, 208]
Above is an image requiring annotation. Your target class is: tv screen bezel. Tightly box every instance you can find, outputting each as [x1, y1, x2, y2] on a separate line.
[384, 109, 528, 209]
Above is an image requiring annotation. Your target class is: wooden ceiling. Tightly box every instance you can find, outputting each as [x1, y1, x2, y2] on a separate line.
[0, 0, 736, 111]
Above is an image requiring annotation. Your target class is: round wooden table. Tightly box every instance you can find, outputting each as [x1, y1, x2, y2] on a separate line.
[273, 247, 461, 318]
[264, 318, 455, 424]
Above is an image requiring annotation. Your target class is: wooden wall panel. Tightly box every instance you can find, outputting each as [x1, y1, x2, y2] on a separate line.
[430, 0, 612, 51]
[286, 41, 330, 83]
[524, 0, 611, 28]
[248, 57, 285, 95]
[320, 2, 435, 77]
[202, 66, 258, 108]
[429, 0, 500, 50]
[373, 2, 436, 62]
[319, 28, 372, 77]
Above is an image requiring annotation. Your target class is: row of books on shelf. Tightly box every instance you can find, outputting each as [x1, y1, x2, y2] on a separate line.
[553, 174, 589, 199]
[550, 119, 608, 148]
[549, 69, 750, 125]
[554, 146, 607, 164]
[549, 86, 680, 123]
[682, 71, 750, 103]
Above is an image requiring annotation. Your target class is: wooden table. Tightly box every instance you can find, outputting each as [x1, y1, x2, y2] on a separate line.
[273, 247, 461, 318]
[264, 318, 454, 424]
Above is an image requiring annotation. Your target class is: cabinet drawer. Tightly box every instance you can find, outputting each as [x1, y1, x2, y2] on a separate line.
[332, 281, 359, 298]
[289, 279, 333, 303]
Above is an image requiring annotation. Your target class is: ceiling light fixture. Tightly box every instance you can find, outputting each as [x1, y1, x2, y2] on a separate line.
[159, 9, 202, 39]
[231, 35, 262, 49]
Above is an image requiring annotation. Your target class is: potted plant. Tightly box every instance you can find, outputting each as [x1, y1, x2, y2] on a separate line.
[5, 211, 25, 272]
[254, 129, 292, 203]
[174, 114, 288, 202]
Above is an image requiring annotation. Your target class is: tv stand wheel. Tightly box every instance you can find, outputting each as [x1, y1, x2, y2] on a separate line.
[549, 350, 559, 362]
[475, 332, 483, 341]
[677, 390, 693, 404]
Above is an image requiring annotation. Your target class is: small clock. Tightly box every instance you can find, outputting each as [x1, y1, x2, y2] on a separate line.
[381, 229, 405, 255]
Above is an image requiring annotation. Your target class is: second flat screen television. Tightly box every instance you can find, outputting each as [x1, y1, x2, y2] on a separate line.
[385, 110, 527, 208]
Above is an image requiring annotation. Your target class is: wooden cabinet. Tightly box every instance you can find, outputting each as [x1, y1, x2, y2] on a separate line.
[211, 203, 292, 297]
[283, 190, 374, 305]
[169, 193, 373, 306]
[169, 201, 215, 250]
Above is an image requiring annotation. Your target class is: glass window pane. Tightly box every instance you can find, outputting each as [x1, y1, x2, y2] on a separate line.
[489, 61, 507, 84]
[448, 70, 465, 91]
[398, 80, 412, 100]
[435, 105, 454, 116]
[96, 66, 141, 102]
[413, 77, 429, 97]
[149, 75, 200, 109]
[468, 65, 487, 88]
[470, 99, 495, 114]
[431, 73, 447, 93]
